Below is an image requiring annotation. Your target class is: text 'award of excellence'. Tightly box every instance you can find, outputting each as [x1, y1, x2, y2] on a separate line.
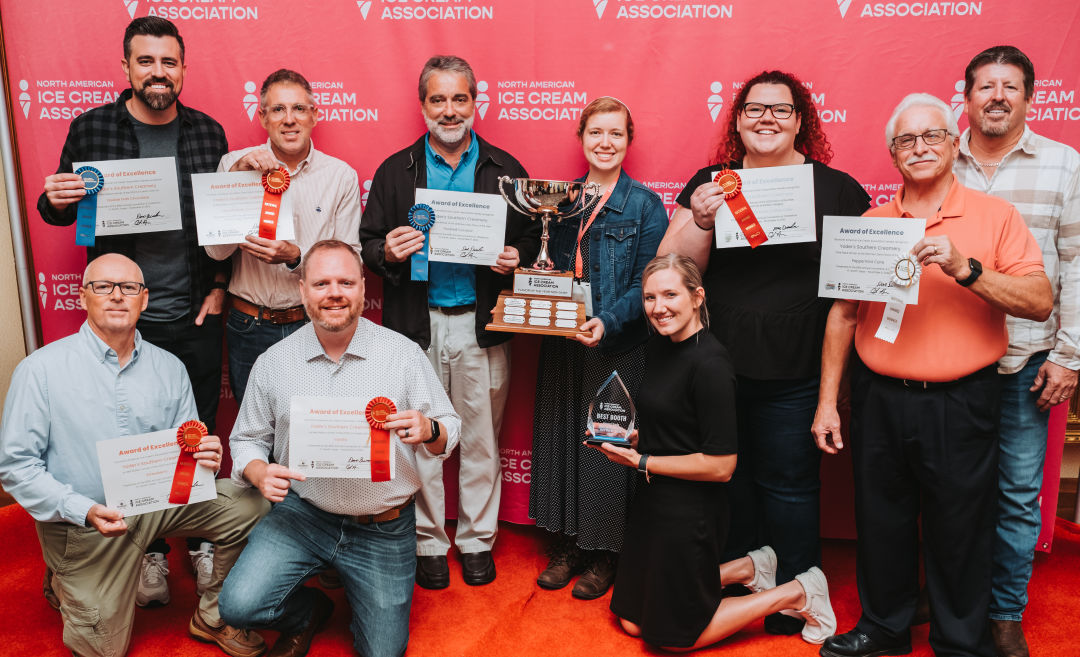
[585, 371, 636, 448]
[486, 177, 600, 337]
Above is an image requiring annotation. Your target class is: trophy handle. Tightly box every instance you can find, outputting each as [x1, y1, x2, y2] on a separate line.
[498, 176, 529, 216]
[559, 181, 604, 223]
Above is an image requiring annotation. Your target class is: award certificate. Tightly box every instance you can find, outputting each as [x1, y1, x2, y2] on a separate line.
[415, 188, 507, 267]
[711, 163, 816, 248]
[818, 215, 927, 303]
[95, 428, 216, 517]
[290, 396, 396, 479]
[72, 157, 183, 235]
[192, 170, 296, 245]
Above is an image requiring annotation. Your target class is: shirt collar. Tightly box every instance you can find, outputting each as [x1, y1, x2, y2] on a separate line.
[425, 130, 478, 168]
[958, 124, 1036, 161]
[892, 174, 965, 227]
[300, 318, 372, 363]
[79, 321, 142, 364]
[263, 138, 318, 175]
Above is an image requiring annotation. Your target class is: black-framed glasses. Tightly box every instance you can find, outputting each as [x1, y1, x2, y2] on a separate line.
[891, 129, 950, 150]
[84, 280, 146, 296]
[263, 103, 314, 120]
[741, 102, 796, 119]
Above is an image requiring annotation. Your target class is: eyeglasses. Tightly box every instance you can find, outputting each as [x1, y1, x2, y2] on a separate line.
[84, 280, 146, 296]
[741, 102, 796, 119]
[263, 104, 314, 120]
[891, 129, 950, 150]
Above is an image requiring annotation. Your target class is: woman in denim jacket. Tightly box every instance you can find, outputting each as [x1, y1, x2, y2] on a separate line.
[530, 97, 668, 600]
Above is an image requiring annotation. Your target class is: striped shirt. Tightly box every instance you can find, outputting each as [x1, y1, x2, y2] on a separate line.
[206, 140, 362, 308]
[229, 319, 461, 516]
[955, 126, 1080, 374]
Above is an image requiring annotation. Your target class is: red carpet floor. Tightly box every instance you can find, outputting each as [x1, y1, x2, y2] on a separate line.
[3, 504, 1078, 656]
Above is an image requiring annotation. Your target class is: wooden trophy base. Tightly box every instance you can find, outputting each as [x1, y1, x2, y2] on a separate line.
[486, 291, 587, 337]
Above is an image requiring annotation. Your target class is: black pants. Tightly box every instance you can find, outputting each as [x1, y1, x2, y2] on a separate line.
[850, 360, 998, 657]
[137, 313, 223, 433]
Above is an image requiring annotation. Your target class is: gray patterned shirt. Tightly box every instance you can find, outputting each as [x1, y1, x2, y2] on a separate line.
[956, 126, 1080, 374]
[229, 318, 460, 515]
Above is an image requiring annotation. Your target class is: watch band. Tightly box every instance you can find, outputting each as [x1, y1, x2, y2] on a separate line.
[423, 418, 440, 444]
[958, 257, 982, 287]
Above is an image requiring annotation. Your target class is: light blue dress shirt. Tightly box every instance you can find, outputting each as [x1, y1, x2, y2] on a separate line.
[425, 131, 479, 307]
[0, 322, 197, 526]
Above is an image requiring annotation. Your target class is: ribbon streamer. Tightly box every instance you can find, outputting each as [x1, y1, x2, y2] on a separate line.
[259, 167, 291, 240]
[408, 203, 436, 281]
[169, 420, 208, 505]
[74, 166, 104, 247]
[365, 397, 397, 482]
[714, 169, 767, 248]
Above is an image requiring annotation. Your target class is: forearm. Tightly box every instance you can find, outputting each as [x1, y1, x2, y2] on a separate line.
[644, 452, 736, 482]
[657, 206, 711, 272]
[968, 270, 1052, 321]
[819, 301, 857, 407]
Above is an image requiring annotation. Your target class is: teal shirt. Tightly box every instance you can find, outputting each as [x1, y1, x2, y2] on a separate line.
[425, 132, 479, 307]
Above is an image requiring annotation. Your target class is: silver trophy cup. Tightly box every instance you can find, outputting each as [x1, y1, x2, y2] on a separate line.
[498, 177, 601, 271]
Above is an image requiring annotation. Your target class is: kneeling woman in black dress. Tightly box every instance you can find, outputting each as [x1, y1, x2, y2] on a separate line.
[590, 253, 836, 651]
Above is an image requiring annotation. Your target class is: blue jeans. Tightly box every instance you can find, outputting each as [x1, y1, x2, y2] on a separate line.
[992, 351, 1050, 621]
[721, 376, 822, 585]
[220, 490, 416, 657]
[226, 308, 307, 404]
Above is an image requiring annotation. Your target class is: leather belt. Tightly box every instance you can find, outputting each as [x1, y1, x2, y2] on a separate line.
[873, 363, 997, 390]
[230, 295, 307, 325]
[429, 304, 475, 316]
[349, 495, 415, 525]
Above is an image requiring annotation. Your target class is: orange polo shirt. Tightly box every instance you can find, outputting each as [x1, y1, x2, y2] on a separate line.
[855, 175, 1044, 381]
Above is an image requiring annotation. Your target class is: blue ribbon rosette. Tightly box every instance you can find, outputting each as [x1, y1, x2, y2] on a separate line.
[408, 203, 436, 281]
[74, 165, 104, 246]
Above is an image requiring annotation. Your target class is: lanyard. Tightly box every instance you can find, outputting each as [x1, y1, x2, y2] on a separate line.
[574, 184, 613, 279]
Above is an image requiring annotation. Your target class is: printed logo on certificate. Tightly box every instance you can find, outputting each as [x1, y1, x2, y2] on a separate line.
[72, 157, 183, 236]
[710, 163, 816, 248]
[95, 428, 217, 517]
[290, 396, 397, 479]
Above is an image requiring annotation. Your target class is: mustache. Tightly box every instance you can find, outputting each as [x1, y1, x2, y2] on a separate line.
[904, 152, 940, 165]
[983, 101, 1010, 112]
[146, 78, 173, 88]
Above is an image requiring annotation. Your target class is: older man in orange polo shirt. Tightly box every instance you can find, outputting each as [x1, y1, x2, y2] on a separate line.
[811, 93, 1052, 657]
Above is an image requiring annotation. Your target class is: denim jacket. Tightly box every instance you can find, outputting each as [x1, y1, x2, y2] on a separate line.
[547, 169, 668, 355]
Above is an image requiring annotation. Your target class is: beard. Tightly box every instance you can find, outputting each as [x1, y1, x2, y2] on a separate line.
[424, 113, 474, 148]
[975, 102, 1016, 137]
[133, 78, 179, 111]
[307, 301, 361, 333]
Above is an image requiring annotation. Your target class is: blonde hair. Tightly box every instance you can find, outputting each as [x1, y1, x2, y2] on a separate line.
[641, 254, 709, 330]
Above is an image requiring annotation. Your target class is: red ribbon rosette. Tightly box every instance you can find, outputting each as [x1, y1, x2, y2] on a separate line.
[259, 167, 291, 240]
[169, 420, 208, 505]
[714, 169, 767, 248]
[365, 397, 396, 482]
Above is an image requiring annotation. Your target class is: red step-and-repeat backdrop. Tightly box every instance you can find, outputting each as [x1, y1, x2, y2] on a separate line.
[3, 0, 1077, 545]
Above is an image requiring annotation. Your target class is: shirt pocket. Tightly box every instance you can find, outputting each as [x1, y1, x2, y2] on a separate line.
[603, 223, 639, 291]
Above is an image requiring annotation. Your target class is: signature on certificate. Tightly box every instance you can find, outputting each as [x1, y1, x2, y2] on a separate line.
[769, 222, 799, 239]
[458, 245, 486, 259]
[133, 210, 163, 226]
[868, 279, 892, 296]
[346, 455, 370, 470]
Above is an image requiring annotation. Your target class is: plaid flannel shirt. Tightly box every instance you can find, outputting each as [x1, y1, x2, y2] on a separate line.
[956, 126, 1080, 374]
[37, 88, 229, 313]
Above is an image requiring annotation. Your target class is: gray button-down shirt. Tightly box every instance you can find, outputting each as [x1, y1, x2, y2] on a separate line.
[956, 126, 1080, 374]
[0, 322, 197, 526]
[229, 318, 461, 516]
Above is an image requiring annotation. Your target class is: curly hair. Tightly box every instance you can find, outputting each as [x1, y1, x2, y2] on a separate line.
[712, 70, 833, 165]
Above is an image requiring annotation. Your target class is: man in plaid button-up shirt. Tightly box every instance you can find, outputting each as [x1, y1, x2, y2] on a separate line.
[38, 17, 228, 432]
[955, 45, 1080, 657]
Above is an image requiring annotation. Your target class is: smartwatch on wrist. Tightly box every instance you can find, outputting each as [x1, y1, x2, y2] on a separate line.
[957, 257, 982, 287]
[423, 419, 440, 444]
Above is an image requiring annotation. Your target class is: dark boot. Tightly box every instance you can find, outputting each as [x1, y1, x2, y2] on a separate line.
[537, 534, 583, 590]
[572, 550, 617, 600]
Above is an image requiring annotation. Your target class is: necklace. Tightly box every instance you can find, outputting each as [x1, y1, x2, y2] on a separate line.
[974, 159, 1001, 167]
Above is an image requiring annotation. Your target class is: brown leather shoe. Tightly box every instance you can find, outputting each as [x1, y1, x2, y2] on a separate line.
[188, 611, 266, 657]
[267, 589, 334, 657]
[572, 552, 616, 600]
[990, 619, 1030, 657]
[537, 540, 583, 590]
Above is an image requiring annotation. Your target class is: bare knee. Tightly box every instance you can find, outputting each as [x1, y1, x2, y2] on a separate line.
[619, 617, 642, 637]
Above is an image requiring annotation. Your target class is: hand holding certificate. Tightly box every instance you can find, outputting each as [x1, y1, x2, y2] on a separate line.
[290, 397, 397, 479]
[711, 163, 816, 248]
[414, 188, 508, 267]
[192, 170, 296, 245]
[95, 427, 217, 517]
[818, 215, 927, 303]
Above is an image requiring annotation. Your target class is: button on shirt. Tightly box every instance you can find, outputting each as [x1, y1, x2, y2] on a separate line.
[955, 126, 1080, 374]
[206, 140, 363, 309]
[425, 132, 479, 307]
[229, 319, 461, 516]
[0, 323, 197, 526]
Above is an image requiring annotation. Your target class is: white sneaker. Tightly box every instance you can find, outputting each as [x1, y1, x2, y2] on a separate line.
[746, 545, 777, 593]
[135, 552, 171, 607]
[189, 542, 215, 597]
[794, 566, 836, 644]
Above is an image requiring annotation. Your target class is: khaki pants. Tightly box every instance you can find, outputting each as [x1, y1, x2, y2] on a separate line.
[36, 480, 269, 657]
[416, 309, 510, 555]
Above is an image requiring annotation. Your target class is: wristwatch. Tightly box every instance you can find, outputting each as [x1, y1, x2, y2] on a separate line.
[424, 418, 440, 444]
[957, 257, 983, 287]
[636, 454, 649, 473]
